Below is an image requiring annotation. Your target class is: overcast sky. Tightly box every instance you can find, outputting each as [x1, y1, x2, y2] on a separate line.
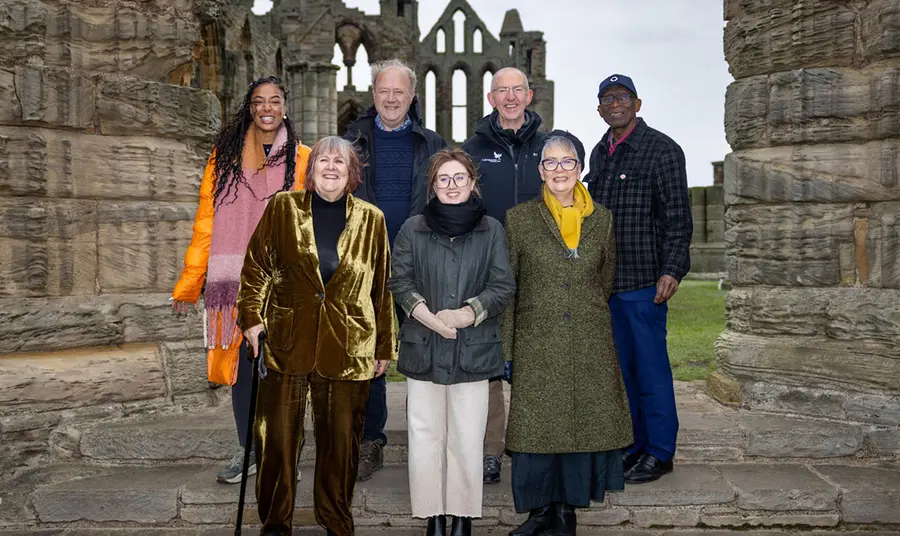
[252, 0, 732, 186]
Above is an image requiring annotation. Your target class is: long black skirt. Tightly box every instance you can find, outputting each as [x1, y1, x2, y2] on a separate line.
[509, 450, 624, 512]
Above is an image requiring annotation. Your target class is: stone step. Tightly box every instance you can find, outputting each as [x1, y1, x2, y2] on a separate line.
[76, 382, 896, 465]
[11, 461, 900, 531]
[3, 531, 900, 536]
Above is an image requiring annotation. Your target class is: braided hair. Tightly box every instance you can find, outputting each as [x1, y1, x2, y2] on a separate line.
[211, 76, 298, 207]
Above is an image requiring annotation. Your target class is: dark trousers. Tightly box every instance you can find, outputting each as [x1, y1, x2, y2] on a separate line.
[233, 344, 253, 448]
[255, 369, 370, 536]
[362, 303, 405, 444]
[608, 285, 679, 462]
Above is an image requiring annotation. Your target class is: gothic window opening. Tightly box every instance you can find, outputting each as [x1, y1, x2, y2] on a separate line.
[436, 28, 446, 54]
[482, 71, 493, 117]
[453, 10, 466, 53]
[473, 28, 483, 54]
[425, 70, 437, 131]
[452, 69, 467, 142]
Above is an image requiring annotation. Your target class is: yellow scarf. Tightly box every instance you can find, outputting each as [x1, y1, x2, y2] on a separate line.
[543, 180, 595, 251]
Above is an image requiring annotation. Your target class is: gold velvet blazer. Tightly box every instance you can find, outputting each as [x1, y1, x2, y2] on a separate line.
[237, 190, 396, 380]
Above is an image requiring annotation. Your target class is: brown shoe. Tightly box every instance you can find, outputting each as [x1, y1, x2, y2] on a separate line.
[357, 438, 384, 481]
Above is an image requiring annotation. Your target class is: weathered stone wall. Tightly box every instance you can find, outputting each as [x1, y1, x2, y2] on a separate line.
[688, 184, 726, 278]
[710, 0, 900, 427]
[0, 0, 275, 478]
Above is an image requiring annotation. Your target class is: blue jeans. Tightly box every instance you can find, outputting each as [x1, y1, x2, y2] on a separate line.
[362, 303, 404, 444]
[609, 285, 679, 461]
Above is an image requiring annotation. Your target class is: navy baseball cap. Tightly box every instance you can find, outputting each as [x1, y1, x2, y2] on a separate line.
[597, 74, 637, 101]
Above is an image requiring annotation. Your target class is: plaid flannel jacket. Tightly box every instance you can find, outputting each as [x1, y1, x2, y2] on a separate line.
[585, 119, 692, 294]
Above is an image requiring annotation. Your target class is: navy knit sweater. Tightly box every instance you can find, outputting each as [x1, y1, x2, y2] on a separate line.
[373, 126, 415, 246]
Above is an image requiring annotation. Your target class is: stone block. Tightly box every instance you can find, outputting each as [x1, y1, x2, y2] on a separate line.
[740, 382, 846, 420]
[0, 126, 205, 200]
[607, 464, 734, 507]
[0, 198, 97, 239]
[118, 293, 205, 344]
[0, 344, 166, 414]
[723, 287, 900, 343]
[160, 340, 209, 396]
[96, 201, 195, 293]
[0, 69, 21, 124]
[717, 330, 900, 398]
[677, 409, 743, 450]
[98, 76, 220, 140]
[724, 203, 855, 287]
[845, 393, 900, 426]
[0, 0, 48, 65]
[31, 466, 199, 522]
[81, 405, 233, 461]
[0, 234, 97, 298]
[861, 0, 900, 62]
[14, 66, 95, 130]
[577, 507, 631, 526]
[700, 512, 840, 527]
[717, 464, 837, 511]
[725, 141, 900, 205]
[867, 202, 900, 289]
[865, 426, 900, 455]
[664, 530, 790, 536]
[816, 465, 900, 523]
[630, 507, 700, 527]
[740, 413, 864, 458]
[725, 69, 900, 150]
[724, 2, 856, 78]
[0, 295, 126, 352]
[57, 4, 200, 80]
[705, 371, 742, 406]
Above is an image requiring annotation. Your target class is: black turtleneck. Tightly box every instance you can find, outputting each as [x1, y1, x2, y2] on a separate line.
[311, 192, 347, 286]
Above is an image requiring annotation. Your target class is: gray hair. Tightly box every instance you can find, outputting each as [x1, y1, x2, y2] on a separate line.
[541, 136, 581, 169]
[490, 67, 530, 91]
[371, 59, 417, 94]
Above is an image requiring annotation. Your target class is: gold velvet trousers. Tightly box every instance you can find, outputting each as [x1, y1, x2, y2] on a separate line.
[254, 368, 371, 536]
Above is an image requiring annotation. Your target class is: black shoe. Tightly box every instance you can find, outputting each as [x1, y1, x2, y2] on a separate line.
[449, 516, 471, 536]
[622, 448, 642, 473]
[509, 505, 552, 536]
[427, 515, 447, 536]
[483, 454, 501, 484]
[624, 453, 673, 484]
[550, 503, 576, 536]
[357, 438, 384, 481]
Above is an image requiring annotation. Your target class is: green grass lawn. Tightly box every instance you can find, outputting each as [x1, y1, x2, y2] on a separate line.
[385, 279, 726, 383]
[667, 280, 726, 381]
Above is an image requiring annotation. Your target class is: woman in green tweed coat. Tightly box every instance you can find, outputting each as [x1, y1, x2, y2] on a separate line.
[502, 131, 633, 536]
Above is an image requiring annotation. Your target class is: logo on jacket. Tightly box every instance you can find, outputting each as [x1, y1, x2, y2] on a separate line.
[481, 151, 502, 164]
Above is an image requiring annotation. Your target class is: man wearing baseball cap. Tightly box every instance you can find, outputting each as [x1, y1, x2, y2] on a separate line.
[585, 74, 692, 484]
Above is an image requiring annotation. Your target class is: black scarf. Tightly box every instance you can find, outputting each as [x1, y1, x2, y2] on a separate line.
[423, 196, 486, 238]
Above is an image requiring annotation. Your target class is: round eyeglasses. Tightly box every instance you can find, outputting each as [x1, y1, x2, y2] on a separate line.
[435, 173, 471, 189]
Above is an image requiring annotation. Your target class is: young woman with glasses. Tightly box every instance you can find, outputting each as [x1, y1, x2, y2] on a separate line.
[388, 148, 516, 536]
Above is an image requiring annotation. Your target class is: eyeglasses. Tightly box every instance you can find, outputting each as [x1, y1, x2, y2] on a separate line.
[599, 93, 633, 106]
[435, 173, 471, 189]
[540, 158, 579, 172]
[492, 86, 527, 97]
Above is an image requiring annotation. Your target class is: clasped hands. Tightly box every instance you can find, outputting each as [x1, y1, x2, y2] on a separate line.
[411, 303, 475, 340]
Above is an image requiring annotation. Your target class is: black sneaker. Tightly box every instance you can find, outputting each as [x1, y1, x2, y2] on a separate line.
[483, 454, 501, 484]
[357, 438, 384, 481]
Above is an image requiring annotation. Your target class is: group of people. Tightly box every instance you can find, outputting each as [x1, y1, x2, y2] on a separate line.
[171, 59, 692, 536]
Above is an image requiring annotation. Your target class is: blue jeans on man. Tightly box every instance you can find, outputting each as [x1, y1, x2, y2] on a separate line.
[609, 285, 678, 481]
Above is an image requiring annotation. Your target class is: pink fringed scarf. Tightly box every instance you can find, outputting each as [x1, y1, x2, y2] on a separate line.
[204, 125, 289, 349]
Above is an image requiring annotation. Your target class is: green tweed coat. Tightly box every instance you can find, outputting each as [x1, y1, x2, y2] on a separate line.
[502, 197, 634, 454]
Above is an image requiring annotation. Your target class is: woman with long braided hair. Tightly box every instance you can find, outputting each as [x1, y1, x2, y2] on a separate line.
[170, 76, 311, 484]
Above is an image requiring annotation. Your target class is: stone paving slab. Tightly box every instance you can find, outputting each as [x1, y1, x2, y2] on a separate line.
[814, 465, 900, 524]
[739, 415, 864, 458]
[716, 464, 838, 511]
[31, 466, 204, 523]
[607, 465, 735, 507]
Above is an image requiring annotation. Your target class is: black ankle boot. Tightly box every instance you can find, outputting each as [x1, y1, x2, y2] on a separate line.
[450, 516, 471, 536]
[427, 515, 447, 536]
[509, 505, 552, 536]
[551, 503, 576, 536]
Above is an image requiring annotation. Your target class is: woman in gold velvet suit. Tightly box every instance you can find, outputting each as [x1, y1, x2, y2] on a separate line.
[237, 136, 397, 536]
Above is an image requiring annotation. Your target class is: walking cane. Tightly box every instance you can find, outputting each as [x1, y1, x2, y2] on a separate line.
[235, 330, 266, 536]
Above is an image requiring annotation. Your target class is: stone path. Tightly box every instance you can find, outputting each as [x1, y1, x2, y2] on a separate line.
[2, 382, 898, 534]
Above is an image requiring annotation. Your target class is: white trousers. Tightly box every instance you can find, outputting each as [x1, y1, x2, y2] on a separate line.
[407, 378, 490, 518]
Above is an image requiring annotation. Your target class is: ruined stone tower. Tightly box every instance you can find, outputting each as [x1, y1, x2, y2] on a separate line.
[711, 0, 900, 443]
